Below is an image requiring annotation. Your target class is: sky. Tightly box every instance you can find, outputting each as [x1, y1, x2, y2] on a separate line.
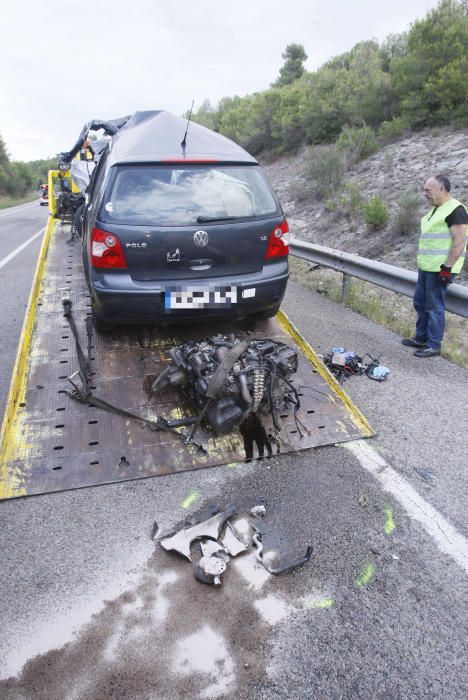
[0, 0, 440, 161]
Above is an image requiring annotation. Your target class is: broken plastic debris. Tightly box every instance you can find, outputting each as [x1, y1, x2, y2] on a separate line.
[151, 521, 162, 540]
[367, 364, 390, 381]
[221, 523, 248, 557]
[250, 505, 266, 517]
[200, 539, 227, 559]
[160, 507, 236, 561]
[228, 517, 253, 545]
[158, 504, 311, 587]
[252, 531, 312, 575]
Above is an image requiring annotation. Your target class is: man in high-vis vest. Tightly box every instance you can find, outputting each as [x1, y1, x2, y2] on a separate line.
[402, 174, 467, 358]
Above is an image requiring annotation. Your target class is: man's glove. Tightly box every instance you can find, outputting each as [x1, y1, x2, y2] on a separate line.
[439, 264, 453, 285]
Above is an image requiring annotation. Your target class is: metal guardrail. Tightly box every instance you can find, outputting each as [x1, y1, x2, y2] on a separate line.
[290, 239, 468, 318]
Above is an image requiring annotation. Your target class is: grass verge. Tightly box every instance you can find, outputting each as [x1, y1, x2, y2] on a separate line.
[0, 194, 38, 210]
[290, 258, 468, 369]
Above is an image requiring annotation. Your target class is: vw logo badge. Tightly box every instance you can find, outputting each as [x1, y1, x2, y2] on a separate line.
[194, 230, 209, 247]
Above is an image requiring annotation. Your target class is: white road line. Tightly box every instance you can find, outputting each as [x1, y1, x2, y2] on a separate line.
[0, 227, 45, 271]
[343, 440, 468, 575]
[0, 201, 36, 218]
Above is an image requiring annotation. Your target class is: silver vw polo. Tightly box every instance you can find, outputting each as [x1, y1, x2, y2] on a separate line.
[81, 111, 289, 332]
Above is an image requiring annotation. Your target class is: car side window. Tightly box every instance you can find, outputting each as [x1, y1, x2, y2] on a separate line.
[88, 152, 109, 205]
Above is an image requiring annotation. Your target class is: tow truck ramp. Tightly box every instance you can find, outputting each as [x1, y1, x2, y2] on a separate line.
[0, 218, 373, 500]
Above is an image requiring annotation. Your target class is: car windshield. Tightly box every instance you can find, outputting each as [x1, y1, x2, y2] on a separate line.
[101, 164, 279, 225]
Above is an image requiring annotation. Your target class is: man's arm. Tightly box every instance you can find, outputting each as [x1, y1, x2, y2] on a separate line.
[446, 224, 467, 268]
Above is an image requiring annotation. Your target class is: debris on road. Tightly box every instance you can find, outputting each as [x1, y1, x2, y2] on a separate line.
[157, 505, 312, 586]
[323, 347, 390, 384]
[221, 523, 249, 556]
[414, 467, 437, 485]
[249, 505, 267, 517]
[160, 508, 236, 561]
[251, 527, 313, 575]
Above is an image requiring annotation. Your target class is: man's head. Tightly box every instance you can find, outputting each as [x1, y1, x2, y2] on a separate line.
[423, 175, 451, 206]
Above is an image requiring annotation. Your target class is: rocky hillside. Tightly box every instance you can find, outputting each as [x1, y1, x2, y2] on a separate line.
[261, 128, 468, 281]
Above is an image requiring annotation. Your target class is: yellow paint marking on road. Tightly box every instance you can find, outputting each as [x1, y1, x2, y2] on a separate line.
[0, 216, 56, 499]
[182, 491, 199, 509]
[356, 563, 375, 587]
[303, 597, 335, 609]
[277, 310, 374, 437]
[384, 506, 396, 535]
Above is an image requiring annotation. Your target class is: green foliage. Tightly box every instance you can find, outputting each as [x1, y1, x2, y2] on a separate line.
[379, 116, 411, 142]
[337, 182, 365, 222]
[364, 196, 389, 229]
[0, 130, 55, 198]
[273, 43, 308, 87]
[290, 178, 314, 203]
[188, 1, 468, 154]
[336, 125, 379, 164]
[391, 0, 468, 127]
[0, 134, 9, 165]
[392, 192, 422, 235]
[306, 145, 347, 198]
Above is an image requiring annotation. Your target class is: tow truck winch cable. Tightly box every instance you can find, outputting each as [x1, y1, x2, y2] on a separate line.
[62, 298, 207, 453]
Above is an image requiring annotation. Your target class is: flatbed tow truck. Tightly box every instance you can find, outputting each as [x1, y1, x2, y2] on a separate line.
[0, 170, 373, 501]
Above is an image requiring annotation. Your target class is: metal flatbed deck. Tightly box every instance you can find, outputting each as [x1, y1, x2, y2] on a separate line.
[0, 218, 373, 499]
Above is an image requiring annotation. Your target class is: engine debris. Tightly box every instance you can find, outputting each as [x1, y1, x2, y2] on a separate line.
[153, 335, 300, 440]
[323, 347, 390, 384]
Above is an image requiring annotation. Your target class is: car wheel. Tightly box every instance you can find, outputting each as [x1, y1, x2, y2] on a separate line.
[251, 303, 281, 320]
[93, 314, 115, 334]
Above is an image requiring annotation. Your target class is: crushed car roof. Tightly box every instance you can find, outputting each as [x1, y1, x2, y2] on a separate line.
[107, 110, 258, 166]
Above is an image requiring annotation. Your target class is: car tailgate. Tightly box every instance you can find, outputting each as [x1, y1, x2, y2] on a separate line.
[106, 219, 280, 281]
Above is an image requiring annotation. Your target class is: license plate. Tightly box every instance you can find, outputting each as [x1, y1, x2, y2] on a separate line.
[164, 286, 237, 310]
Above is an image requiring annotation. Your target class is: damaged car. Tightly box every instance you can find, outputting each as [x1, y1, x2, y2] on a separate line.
[70, 111, 289, 332]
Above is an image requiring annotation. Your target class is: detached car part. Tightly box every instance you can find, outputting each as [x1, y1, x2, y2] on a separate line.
[252, 531, 312, 575]
[324, 347, 390, 384]
[159, 507, 236, 561]
[221, 522, 249, 556]
[194, 540, 230, 586]
[153, 335, 299, 437]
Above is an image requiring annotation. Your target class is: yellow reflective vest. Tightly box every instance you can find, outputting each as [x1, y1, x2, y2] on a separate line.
[417, 198, 467, 273]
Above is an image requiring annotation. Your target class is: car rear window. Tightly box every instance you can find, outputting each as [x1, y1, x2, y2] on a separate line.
[100, 164, 279, 225]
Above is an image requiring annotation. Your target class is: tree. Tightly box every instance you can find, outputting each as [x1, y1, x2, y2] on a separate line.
[391, 0, 468, 126]
[0, 133, 9, 165]
[273, 44, 308, 87]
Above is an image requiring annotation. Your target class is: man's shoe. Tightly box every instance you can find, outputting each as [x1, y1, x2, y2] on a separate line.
[402, 338, 427, 348]
[414, 347, 441, 358]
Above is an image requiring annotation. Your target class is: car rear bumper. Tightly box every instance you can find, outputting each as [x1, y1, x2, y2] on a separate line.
[89, 262, 289, 325]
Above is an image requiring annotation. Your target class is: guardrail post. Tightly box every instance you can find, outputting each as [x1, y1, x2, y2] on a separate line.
[341, 273, 351, 305]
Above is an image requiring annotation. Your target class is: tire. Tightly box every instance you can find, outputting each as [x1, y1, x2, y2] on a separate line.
[93, 314, 115, 334]
[252, 303, 281, 321]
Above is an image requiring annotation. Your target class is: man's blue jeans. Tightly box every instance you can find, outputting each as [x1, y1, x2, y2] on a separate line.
[413, 269, 450, 350]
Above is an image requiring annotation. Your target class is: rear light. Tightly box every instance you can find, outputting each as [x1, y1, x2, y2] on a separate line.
[91, 228, 127, 269]
[265, 220, 290, 259]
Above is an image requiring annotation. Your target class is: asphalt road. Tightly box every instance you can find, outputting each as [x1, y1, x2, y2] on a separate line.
[0, 206, 467, 699]
[0, 200, 48, 415]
